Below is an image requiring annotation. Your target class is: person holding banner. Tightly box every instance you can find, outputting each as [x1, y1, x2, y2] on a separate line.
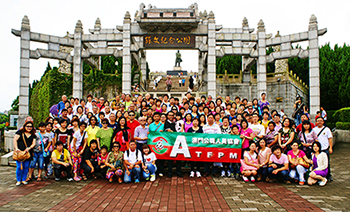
[148, 112, 165, 177]
[188, 118, 203, 178]
[203, 114, 221, 177]
[220, 117, 232, 177]
[164, 111, 183, 178]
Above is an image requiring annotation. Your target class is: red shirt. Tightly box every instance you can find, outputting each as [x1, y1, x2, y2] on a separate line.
[127, 120, 140, 141]
[296, 122, 315, 133]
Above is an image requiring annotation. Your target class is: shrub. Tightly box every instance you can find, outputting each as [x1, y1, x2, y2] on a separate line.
[333, 107, 350, 123]
[335, 122, 350, 130]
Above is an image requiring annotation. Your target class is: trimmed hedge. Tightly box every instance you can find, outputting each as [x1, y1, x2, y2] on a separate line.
[335, 122, 350, 130]
[333, 107, 350, 123]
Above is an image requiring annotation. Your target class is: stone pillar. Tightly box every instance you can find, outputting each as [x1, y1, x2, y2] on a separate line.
[73, 20, 83, 99]
[198, 51, 203, 90]
[18, 15, 30, 129]
[207, 11, 216, 98]
[122, 12, 132, 94]
[140, 51, 147, 84]
[241, 17, 251, 83]
[257, 19, 267, 97]
[308, 15, 320, 117]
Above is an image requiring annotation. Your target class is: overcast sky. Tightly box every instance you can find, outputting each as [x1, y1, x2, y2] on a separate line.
[1, 0, 349, 112]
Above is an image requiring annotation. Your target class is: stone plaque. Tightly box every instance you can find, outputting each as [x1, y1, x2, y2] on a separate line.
[143, 34, 195, 48]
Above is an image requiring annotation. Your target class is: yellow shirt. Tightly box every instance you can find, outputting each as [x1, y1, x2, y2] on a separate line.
[259, 120, 270, 132]
[52, 149, 71, 163]
[85, 126, 100, 146]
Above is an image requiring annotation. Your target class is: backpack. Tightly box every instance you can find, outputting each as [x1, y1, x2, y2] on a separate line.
[126, 149, 145, 164]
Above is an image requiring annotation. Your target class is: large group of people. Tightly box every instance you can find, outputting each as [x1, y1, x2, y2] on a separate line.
[13, 92, 332, 187]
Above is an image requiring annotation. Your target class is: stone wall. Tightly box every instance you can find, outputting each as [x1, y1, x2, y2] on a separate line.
[217, 79, 308, 116]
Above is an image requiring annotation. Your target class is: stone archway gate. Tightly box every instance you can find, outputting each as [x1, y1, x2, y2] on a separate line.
[12, 3, 326, 127]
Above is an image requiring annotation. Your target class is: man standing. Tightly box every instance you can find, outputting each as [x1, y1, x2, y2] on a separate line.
[166, 76, 172, 92]
[57, 95, 67, 115]
[134, 117, 149, 151]
[96, 97, 105, 110]
[123, 141, 142, 183]
[124, 94, 133, 110]
[312, 117, 333, 181]
[149, 112, 164, 177]
[127, 111, 140, 142]
[164, 112, 182, 177]
[249, 114, 265, 139]
[202, 114, 221, 177]
[86, 94, 94, 113]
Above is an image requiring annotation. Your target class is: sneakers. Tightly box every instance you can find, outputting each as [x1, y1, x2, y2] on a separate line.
[150, 175, 156, 182]
[67, 178, 73, 182]
[135, 179, 140, 183]
[22, 181, 28, 185]
[196, 171, 201, 178]
[145, 177, 150, 181]
[235, 173, 240, 180]
[74, 176, 81, 181]
[16, 182, 21, 186]
[319, 179, 328, 186]
[190, 171, 195, 178]
[242, 176, 249, 182]
[55, 178, 61, 181]
[230, 173, 235, 178]
[221, 170, 226, 177]
[250, 176, 255, 182]
[299, 181, 305, 185]
[227, 171, 231, 178]
[159, 173, 163, 177]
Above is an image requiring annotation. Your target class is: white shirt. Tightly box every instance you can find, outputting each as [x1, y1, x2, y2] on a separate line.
[143, 152, 157, 166]
[124, 149, 143, 166]
[249, 123, 265, 136]
[312, 126, 332, 150]
[86, 102, 93, 113]
[72, 131, 88, 149]
[203, 123, 221, 134]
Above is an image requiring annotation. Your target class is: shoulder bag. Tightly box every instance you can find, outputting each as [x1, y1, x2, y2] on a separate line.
[13, 133, 31, 162]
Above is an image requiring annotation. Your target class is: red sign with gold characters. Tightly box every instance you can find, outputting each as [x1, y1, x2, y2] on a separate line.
[143, 34, 195, 48]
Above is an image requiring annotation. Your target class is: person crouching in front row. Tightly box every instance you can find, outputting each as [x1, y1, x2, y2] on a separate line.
[123, 141, 142, 183]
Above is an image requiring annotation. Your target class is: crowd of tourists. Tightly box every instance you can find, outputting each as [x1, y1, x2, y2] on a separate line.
[13, 92, 332, 187]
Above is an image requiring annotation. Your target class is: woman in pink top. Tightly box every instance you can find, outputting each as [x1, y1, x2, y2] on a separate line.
[155, 99, 162, 113]
[287, 141, 310, 185]
[257, 139, 271, 181]
[239, 119, 255, 150]
[184, 114, 193, 132]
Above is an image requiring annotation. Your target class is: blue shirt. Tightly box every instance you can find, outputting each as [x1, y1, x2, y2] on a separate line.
[57, 101, 66, 114]
[134, 125, 149, 144]
[149, 122, 164, 132]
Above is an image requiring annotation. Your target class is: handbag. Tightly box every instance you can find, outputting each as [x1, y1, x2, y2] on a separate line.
[240, 152, 259, 171]
[53, 151, 65, 169]
[290, 150, 310, 169]
[13, 133, 31, 162]
[39, 132, 50, 158]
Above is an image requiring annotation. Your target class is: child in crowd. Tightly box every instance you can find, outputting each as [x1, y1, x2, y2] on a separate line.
[141, 144, 157, 182]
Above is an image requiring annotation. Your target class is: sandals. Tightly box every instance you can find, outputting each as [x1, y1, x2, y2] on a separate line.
[118, 177, 123, 183]
[37, 177, 42, 182]
[25, 177, 32, 182]
[82, 176, 88, 181]
[92, 174, 97, 179]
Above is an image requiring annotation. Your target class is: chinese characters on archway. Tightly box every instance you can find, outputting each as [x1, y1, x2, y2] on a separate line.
[143, 34, 195, 48]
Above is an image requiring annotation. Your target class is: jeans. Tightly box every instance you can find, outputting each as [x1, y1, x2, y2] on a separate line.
[258, 167, 269, 178]
[143, 164, 157, 179]
[322, 148, 332, 179]
[54, 165, 73, 179]
[168, 160, 182, 175]
[30, 152, 44, 169]
[229, 163, 241, 174]
[289, 165, 307, 182]
[44, 153, 51, 171]
[204, 163, 219, 175]
[124, 167, 141, 183]
[268, 167, 289, 181]
[16, 160, 30, 182]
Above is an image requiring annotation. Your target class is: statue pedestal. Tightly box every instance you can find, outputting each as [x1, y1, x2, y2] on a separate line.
[173, 66, 182, 71]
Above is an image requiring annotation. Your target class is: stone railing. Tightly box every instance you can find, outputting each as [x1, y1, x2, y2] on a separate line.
[216, 70, 242, 84]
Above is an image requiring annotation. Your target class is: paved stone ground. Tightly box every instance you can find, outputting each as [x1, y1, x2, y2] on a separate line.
[0, 143, 348, 211]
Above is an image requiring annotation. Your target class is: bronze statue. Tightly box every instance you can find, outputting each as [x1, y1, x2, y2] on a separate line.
[175, 50, 182, 67]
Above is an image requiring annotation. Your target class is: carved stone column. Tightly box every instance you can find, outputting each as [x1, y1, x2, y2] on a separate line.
[122, 12, 132, 94]
[18, 15, 30, 129]
[308, 14, 320, 117]
[207, 11, 216, 98]
[241, 17, 251, 83]
[257, 19, 267, 97]
[73, 20, 83, 99]
[140, 51, 147, 84]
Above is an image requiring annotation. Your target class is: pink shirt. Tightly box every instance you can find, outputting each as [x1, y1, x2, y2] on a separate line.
[258, 147, 271, 166]
[287, 150, 306, 159]
[240, 127, 253, 149]
[269, 153, 288, 165]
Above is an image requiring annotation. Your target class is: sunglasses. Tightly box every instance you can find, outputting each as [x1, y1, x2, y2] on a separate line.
[114, 145, 120, 148]
[26, 126, 33, 128]
[132, 100, 137, 102]
[102, 123, 108, 125]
